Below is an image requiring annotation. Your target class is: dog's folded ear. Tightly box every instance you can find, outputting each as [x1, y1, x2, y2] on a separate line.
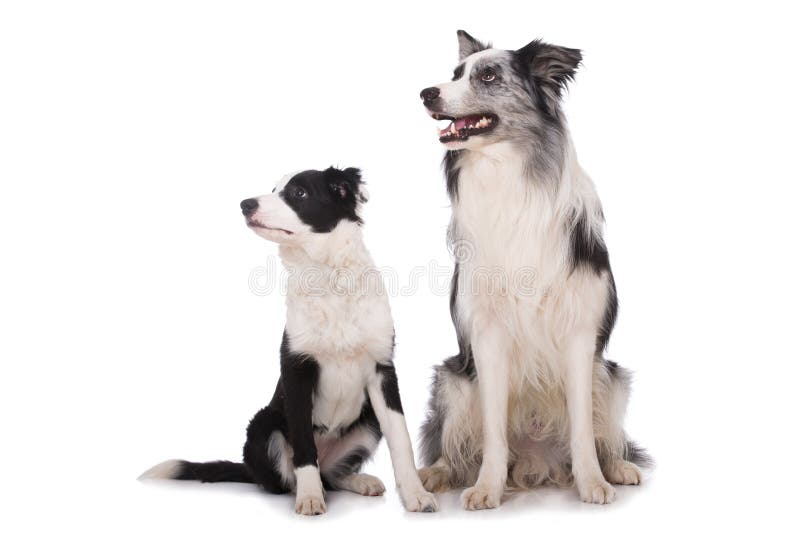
[457, 30, 490, 61]
[516, 39, 582, 99]
[326, 166, 368, 204]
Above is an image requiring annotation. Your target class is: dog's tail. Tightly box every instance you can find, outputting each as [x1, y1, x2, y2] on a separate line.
[138, 459, 254, 484]
[625, 441, 654, 469]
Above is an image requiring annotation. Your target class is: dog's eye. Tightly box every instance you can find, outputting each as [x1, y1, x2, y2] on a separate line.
[294, 188, 307, 199]
[481, 68, 496, 82]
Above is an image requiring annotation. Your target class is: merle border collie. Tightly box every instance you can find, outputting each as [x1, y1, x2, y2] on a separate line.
[140, 167, 438, 515]
[416, 31, 650, 509]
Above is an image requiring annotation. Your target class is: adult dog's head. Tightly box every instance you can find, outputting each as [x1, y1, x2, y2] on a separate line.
[420, 30, 582, 151]
[240, 166, 368, 246]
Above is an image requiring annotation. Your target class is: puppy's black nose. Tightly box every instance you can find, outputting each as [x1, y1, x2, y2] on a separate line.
[240, 198, 258, 216]
[420, 87, 440, 105]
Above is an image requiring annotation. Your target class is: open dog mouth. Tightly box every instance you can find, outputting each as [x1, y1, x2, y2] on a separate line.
[433, 113, 498, 142]
[247, 220, 293, 235]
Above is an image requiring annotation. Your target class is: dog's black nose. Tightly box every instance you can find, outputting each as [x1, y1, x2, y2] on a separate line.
[240, 198, 258, 216]
[420, 87, 440, 103]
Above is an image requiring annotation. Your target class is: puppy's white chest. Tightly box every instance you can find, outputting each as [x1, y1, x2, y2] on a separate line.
[286, 292, 394, 362]
[312, 359, 372, 432]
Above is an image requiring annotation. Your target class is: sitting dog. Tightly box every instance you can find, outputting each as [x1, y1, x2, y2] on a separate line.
[416, 31, 650, 509]
[140, 167, 438, 515]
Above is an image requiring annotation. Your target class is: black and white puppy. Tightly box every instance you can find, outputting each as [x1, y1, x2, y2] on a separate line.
[140, 167, 438, 515]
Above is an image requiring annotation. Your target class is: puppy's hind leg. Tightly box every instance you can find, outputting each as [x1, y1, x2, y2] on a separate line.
[336, 473, 386, 496]
[242, 405, 292, 494]
[320, 421, 385, 497]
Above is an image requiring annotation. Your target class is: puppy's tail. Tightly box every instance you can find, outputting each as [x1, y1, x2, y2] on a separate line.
[138, 459, 254, 483]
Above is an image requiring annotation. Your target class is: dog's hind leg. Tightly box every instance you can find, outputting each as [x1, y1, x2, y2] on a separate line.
[318, 418, 384, 496]
[418, 458, 455, 493]
[419, 353, 482, 492]
[242, 405, 292, 494]
[593, 359, 649, 485]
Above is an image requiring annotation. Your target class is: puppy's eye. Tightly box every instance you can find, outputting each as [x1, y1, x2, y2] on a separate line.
[294, 188, 307, 199]
[481, 68, 496, 82]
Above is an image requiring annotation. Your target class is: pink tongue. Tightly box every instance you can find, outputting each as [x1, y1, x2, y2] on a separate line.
[454, 117, 470, 130]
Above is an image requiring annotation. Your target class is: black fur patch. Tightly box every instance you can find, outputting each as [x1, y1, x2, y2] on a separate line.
[568, 211, 611, 274]
[597, 273, 618, 355]
[280, 167, 364, 233]
[243, 405, 292, 493]
[172, 460, 253, 484]
[443, 150, 463, 200]
[452, 63, 465, 81]
[568, 211, 618, 354]
[323, 446, 373, 484]
[278, 332, 320, 468]
[446, 263, 476, 379]
[442, 352, 476, 380]
[376, 362, 403, 414]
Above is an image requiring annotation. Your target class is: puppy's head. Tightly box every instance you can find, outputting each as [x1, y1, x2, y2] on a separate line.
[240, 166, 368, 245]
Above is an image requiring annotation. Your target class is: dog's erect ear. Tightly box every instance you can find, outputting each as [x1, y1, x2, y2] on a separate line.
[517, 39, 582, 98]
[457, 30, 489, 61]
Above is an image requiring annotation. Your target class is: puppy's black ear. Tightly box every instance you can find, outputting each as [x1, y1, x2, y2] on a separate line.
[517, 39, 582, 98]
[327, 166, 368, 203]
[457, 30, 489, 61]
[329, 180, 351, 200]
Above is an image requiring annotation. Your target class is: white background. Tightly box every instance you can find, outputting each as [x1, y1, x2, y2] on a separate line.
[2, 1, 799, 532]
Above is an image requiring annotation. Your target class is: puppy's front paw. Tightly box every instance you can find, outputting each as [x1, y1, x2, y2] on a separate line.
[461, 483, 503, 511]
[401, 488, 439, 513]
[295, 494, 327, 515]
[577, 477, 616, 504]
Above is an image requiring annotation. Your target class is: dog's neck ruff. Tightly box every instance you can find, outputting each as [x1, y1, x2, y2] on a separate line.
[278, 221, 383, 299]
[449, 135, 604, 282]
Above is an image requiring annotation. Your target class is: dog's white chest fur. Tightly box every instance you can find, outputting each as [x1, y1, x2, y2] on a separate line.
[451, 143, 608, 389]
[281, 237, 395, 431]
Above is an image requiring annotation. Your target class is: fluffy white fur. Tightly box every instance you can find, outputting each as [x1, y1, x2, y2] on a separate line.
[420, 135, 640, 508]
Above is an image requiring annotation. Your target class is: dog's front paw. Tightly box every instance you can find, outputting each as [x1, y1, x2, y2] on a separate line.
[401, 488, 439, 513]
[461, 482, 503, 511]
[295, 494, 327, 515]
[577, 477, 616, 504]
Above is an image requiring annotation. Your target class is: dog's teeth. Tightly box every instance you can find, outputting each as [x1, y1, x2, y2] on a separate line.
[450, 124, 457, 134]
